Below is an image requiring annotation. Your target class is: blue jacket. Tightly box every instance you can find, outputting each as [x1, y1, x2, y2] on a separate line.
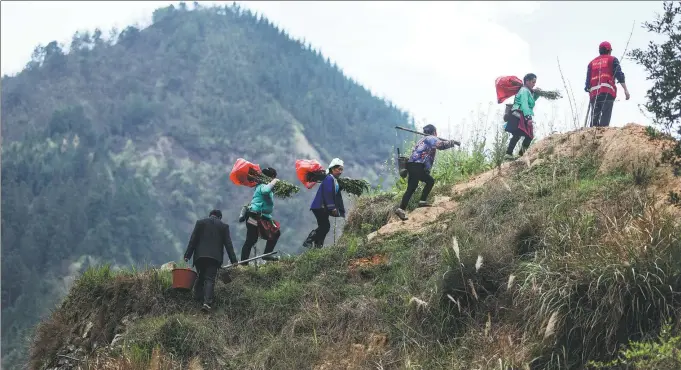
[310, 174, 345, 217]
[249, 184, 274, 219]
[408, 136, 457, 171]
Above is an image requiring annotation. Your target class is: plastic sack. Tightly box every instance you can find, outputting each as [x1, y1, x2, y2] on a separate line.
[229, 158, 261, 188]
[495, 76, 523, 104]
[295, 159, 325, 189]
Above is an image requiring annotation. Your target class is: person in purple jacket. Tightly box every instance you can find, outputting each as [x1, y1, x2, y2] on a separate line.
[394, 124, 458, 221]
[303, 158, 346, 249]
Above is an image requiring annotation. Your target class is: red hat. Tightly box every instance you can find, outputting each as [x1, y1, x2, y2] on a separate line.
[599, 41, 612, 50]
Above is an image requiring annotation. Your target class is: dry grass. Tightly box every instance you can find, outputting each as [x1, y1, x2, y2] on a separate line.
[344, 192, 397, 235]
[29, 267, 187, 370]
[30, 127, 681, 370]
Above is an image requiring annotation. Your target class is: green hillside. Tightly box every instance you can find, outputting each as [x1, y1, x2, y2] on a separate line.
[27, 124, 681, 370]
[0, 2, 414, 367]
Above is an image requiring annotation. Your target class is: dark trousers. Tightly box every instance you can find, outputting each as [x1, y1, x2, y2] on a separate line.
[506, 134, 531, 156]
[590, 93, 615, 127]
[399, 162, 435, 210]
[193, 257, 220, 306]
[241, 220, 279, 265]
[307, 209, 331, 247]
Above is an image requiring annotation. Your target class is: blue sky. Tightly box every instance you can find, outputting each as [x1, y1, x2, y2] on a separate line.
[1, 1, 664, 142]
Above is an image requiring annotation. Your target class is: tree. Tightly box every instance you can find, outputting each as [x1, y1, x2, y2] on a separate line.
[629, 1, 681, 135]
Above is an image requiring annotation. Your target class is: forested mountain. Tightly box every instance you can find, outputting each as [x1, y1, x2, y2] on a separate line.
[0, 2, 413, 367]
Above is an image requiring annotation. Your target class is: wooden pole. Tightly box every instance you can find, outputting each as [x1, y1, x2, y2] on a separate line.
[394, 126, 461, 146]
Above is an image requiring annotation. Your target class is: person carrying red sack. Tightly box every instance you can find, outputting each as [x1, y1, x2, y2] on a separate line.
[303, 158, 346, 248]
[240, 167, 282, 265]
[504, 73, 540, 161]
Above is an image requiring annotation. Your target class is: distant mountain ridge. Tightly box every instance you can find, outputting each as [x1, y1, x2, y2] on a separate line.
[0, 2, 414, 367]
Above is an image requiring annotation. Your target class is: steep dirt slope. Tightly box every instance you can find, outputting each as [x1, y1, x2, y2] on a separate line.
[28, 123, 681, 370]
[371, 123, 681, 241]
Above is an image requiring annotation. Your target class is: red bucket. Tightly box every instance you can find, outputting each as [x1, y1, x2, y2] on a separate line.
[171, 268, 197, 290]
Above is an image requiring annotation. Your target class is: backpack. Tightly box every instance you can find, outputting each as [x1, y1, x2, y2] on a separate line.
[238, 204, 250, 223]
[503, 104, 513, 122]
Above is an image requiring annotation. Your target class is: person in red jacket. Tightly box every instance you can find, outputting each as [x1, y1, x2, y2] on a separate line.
[584, 41, 631, 127]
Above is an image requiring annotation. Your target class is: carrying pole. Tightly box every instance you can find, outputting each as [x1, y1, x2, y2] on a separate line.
[222, 251, 278, 269]
[583, 101, 593, 128]
[394, 126, 461, 146]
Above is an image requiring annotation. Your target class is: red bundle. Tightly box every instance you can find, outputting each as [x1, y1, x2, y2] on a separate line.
[495, 76, 523, 104]
[229, 158, 261, 188]
[295, 159, 325, 189]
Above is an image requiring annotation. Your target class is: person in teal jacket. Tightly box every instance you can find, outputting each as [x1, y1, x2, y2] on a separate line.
[505, 73, 539, 160]
[240, 167, 281, 265]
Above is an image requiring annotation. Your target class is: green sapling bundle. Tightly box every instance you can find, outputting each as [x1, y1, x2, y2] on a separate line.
[248, 168, 301, 199]
[305, 171, 370, 197]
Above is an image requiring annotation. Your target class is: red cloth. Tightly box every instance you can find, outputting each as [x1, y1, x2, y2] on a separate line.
[229, 158, 261, 188]
[258, 218, 281, 241]
[516, 111, 534, 139]
[587, 55, 617, 100]
[495, 76, 523, 104]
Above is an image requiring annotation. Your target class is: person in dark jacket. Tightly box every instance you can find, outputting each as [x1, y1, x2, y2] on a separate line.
[394, 124, 457, 221]
[303, 158, 346, 249]
[184, 209, 237, 311]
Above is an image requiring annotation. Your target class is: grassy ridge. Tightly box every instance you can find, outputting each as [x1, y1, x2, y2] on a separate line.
[30, 125, 681, 370]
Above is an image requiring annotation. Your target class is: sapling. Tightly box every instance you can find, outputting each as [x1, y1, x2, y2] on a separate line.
[248, 168, 301, 198]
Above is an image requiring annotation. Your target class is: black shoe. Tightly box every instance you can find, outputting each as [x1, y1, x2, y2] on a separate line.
[201, 303, 212, 312]
[262, 255, 279, 261]
[394, 208, 408, 221]
[417, 201, 432, 207]
[303, 231, 316, 248]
